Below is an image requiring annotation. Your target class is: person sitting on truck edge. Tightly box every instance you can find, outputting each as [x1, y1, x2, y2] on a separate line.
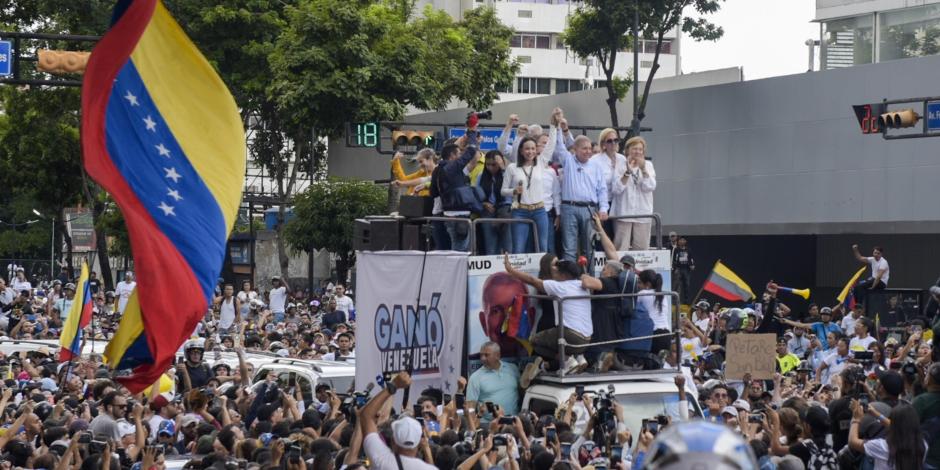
[467, 342, 520, 418]
[507, 253, 593, 385]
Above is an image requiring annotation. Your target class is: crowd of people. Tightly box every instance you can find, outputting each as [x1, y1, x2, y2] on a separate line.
[391, 107, 658, 258]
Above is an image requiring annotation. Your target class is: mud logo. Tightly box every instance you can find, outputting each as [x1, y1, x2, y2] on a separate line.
[374, 293, 445, 375]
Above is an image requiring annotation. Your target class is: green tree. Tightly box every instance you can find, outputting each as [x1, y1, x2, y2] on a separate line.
[564, 0, 724, 130]
[283, 178, 386, 283]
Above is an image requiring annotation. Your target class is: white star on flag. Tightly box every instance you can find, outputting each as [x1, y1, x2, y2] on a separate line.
[163, 167, 181, 183]
[143, 115, 157, 132]
[155, 143, 171, 158]
[124, 91, 139, 106]
[157, 201, 176, 216]
[167, 188, 183, 202]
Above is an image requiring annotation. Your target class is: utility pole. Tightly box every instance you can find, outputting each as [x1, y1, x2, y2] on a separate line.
[631, 0, 641, 137]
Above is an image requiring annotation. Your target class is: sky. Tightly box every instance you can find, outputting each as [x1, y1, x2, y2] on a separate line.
[680, 0, 819, 80]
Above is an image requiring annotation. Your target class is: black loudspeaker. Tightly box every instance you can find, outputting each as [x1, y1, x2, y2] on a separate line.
[367, 218, 401, 251]
[401, 223, 429, 251]
[353, 219, 371, 251]
[400, 195, 434, 217]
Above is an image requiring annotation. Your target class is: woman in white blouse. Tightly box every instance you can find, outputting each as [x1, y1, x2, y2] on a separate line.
[501, 125, 557, 253]
[610, 136, 657, 250]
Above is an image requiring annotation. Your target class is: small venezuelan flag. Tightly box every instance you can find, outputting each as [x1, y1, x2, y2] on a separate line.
[836, 266, 867, 310]
[59, 263, 93, 362]
[82, 0, 245, 392]
[702, 260, 755, 302]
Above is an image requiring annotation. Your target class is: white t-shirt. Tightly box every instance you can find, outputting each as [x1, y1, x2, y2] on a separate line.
[11, 279, 31, 293]
[148, 415, 166, 443]
[542, 280, 593, 337]
[269, 286, 288, 313]
[115, 280, 136, 313]
[237, 290, 257, 315]
[639, 289, 671, 330]
[219, 297, 237, 329]
[867, 257, 890, 285]
[335, 295, 355, 315]
[363, 433, 437, 470]
[823, 351, 850, 385]
[694, 315, 711, 335]
[841, 314, 859, 337]
[323, 350, 356, 362]
[680, 336, 703, 362]
[850, 335, 877, 352]
[863, 438, 929, 470]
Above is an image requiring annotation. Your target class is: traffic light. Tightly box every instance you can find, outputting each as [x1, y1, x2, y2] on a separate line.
[878, 108, 920, 129]
[36, 49, 90, 75]
[391, 130, 435, 150]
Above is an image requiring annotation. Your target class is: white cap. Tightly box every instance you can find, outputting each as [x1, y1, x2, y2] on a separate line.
[117, 420, 136, 437]
[732, 399, 751, 412]
[721, 406, 738, 417]
[391, 417, 422, 449]
[276, 349, 290, 357]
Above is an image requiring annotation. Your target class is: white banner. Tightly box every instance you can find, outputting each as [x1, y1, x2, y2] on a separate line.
[355, 251, 467, 398]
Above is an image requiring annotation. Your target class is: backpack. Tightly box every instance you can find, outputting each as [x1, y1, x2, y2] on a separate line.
[804, 439, 838, 470]
[617, 270, 653, 353]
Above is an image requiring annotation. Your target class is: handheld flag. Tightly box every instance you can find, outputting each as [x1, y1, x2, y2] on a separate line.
[82, 0, 245, 392]
[836, 266, 867, 310]
[59, 263, 93, 361]
[702, 261, 755, 302]
[500, 295, 533, 354]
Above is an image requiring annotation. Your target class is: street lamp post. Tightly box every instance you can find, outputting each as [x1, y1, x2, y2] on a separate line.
[32, 209, 54, 281]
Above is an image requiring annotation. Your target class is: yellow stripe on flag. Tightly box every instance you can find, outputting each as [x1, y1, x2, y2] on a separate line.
[104, 289, 144, 367]
[836, 267, 867, 303]
[712, 261, 756, 300]
[59, 263, 90, 355]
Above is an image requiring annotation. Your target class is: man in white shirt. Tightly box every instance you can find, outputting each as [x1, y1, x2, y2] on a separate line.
[322, 333, 356, 361]
[268, 276, 288, 323]
[0, 279, 15, 309]
[333, 284, 354, 317]
[817, 336, 851, 385]
[851, 244, 889, 306]
[115, 272, 136, 314]
[11, 268, 31, 293]
[503, 254, 592, 375]
[54, 283, 76, 322]
[848, 318, 877, 352]
[360, 372, 437, 470]
[840, 304, 864, 337]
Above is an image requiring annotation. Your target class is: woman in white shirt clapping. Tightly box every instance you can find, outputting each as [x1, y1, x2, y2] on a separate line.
[502, 125, 556, 254]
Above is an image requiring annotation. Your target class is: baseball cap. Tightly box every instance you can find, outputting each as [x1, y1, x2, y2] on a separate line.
[180, 415, 200, 429]
[877, 370, 904, 397]
[310, 300, 320, 307]
[158, 419, 176, 437]
[271, 275, 281, 281]
[720, 406, 738, 417]
[820, 307, 833, 315]
[150, 394, 170, 411]
[732, 399, 751, 413]
[118, 420, 136, 437]
[391, 417, 422, 449]
[40, 377, 58, 392]
[619, 254, 636, 267]
[276, 349, 290, 357]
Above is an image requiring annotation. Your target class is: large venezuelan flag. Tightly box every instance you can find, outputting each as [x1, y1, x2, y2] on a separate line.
[59, 263, 93, 362]
[82, 0, 245, 392]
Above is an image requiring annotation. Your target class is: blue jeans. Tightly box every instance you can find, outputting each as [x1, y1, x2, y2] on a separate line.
[445, 219, 470, 251]
[546, 210, 557, 255]
[511, 207, 549, 254]
[432, 220, 451, 250]
[480, 206, 512, 255]
[560, 204, 595, 263]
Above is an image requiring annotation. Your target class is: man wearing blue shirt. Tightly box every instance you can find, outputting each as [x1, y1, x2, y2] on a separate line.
[466, 341, 520, 417]
[553, 108, 608, 263]
[782, 306, 842, 350]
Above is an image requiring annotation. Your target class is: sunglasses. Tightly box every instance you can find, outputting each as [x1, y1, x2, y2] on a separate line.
[604, 138, 620, 144]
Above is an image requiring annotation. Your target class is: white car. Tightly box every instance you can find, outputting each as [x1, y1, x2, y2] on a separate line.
[217, 358, 356, 404]
[521, 369, 702, 449]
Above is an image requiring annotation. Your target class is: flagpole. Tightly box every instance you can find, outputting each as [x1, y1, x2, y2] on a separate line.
[690, 259, 720, 308]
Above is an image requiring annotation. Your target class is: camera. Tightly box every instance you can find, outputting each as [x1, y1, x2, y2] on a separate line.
[466, 110, 492, 128]
[498, 416, 515, 425]
[493, 434, 508, 447]
[78, 432, 92, 444]
[748, 414, 765, 423]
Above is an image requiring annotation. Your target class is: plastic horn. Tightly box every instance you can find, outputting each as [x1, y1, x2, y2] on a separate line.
[778, 286, 810, 300]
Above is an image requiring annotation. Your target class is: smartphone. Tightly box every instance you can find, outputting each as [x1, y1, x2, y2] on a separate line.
[498, 416, 515, 425]
[455, 394, 465, 409]
[413, 404, 422, 417]
[493, 435, 508, 447]
[545, 428, 557, 442]
[443, 394, 452, 405]
[611, 445, 623, 461]
[575, 385, 585, 399]
[78, 432, 92, 444]
[485, 402, 496, 414]
[560, 442, 572, 459]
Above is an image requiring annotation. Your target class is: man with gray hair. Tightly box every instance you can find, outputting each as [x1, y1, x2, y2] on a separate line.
[466, 341, 520, 415]
[553, 108, 608, 264]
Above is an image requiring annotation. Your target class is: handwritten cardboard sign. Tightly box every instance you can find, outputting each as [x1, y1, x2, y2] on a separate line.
[725, 333, 777, 380]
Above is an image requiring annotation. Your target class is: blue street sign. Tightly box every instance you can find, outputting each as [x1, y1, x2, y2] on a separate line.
[0, 41, 11, 77]
[927, 101, 940, 133]
[449, 128, 514, 151]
